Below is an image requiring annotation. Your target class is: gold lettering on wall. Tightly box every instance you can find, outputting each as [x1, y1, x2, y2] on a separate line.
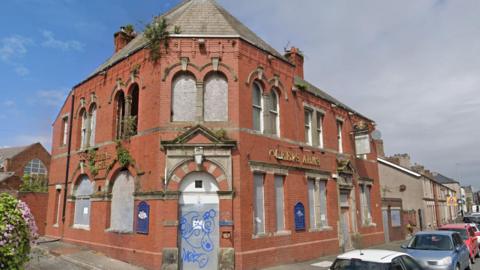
[269, 149, 321, 166]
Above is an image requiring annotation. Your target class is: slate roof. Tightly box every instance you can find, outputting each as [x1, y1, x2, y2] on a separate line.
[0, 145, 30, 163]
[88, 0, 288, 81]
[294, 76, 372, 121]
[432, 172, 459, 184]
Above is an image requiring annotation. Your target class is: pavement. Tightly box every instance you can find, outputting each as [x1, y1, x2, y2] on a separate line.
[26, 237, 145, 270]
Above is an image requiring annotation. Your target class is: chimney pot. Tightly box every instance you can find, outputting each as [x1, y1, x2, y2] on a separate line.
[285, 47, 304, 79]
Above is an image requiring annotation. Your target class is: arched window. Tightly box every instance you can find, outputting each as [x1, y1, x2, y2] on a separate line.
[80, 110, 89, 149]
[73, 176, 93, 227]
[268, 90, 279, 136]
[89, 105, 97, 146]
[252, 82, 263, 132]
[129, 84, 139, 135]
[23, 159, 47, 178]
[204, 73, 228, 121]
[172, 73, 197, 122]
[110, 171, 134, 232]
[115, 91, 126, 139]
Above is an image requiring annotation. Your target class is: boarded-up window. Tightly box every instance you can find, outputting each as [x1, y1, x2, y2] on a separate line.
[74, 176, 93, 227]
[172, 73, 197, 122]
[204, 73, 228, 121]
[274, 175, 285, 231]
[308, 178, 328, 228]
[80, 110, 88, 149]
[252, 83, 263, 132]
[110, 171, 134, 232]
[89, 105, 97, 146]
[253, 173, 265, 235]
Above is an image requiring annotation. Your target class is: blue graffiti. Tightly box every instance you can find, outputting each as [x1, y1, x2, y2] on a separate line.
[180, 209, 216, 268]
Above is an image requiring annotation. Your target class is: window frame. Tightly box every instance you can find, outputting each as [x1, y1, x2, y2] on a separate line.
[337, 120, 344, 153]
[304, 108, 313, 145]
[316, 111, 324, 148]
[269, 89, 280, 136]
[61, 116, 69, 146]
[253, 172, 266, 236]
[274, 175, 286, 232]
[308, 177, 328, 229]
[252, 82, 264, 132]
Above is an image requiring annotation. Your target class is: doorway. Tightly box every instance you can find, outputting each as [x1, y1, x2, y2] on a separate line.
[179, 172, 220, 270]
[339, 191, 353, 251]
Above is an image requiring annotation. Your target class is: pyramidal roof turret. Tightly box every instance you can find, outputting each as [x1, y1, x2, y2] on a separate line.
[90, 0, 287, 78]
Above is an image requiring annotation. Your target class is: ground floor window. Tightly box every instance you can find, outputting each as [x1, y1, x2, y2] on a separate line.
[274, 175, 285, 232]
[360, 184, 372, 225]
[253, 173, 265, 235]
[110, 171, 134, 232]
[308, 178, 328, 229]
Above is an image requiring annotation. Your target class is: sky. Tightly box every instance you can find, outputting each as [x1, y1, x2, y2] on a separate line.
[1, 0, 479, 189]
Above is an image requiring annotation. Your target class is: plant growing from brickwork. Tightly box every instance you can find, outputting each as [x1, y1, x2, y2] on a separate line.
[213, 129, 228, 140]
[144, 18, 170, 63]
[130, 64, 141, 78]
[122, 115, 138, 139]
[0, 193, 38, 269]
[19, 174, 47, 193]
[295, 82, 308, 91]
[87, 149, 99, 176]
[121, 24, 135, 35]
[116, 141, 134, 168]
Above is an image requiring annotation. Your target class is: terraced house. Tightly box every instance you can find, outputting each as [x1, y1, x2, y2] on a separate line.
[45, 0, 384, 269]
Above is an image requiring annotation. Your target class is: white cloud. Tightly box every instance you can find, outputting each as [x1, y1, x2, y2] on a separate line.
[36, 89, 69, 106]
[14, 65, 30, 76]
[3, 100, 15, 107]
[0, 35, 32, 61]
[41, 30, 84, 52]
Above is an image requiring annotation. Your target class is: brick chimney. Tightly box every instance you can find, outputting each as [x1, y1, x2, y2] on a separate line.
[285, 47, 304, 79]
[114, 27, 136, 53]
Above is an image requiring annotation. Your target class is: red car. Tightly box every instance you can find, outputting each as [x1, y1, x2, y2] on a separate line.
[440, 223, 479, 263]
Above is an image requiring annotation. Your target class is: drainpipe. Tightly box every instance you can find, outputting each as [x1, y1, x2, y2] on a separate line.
[61, 93, 75, 237]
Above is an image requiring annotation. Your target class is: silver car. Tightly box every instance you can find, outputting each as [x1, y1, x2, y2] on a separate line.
[402, 231, 471, 270]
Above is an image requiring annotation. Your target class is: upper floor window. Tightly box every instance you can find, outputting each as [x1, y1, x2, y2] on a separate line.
[360, 183, 372, 225]
[115, 91, 126, 139]
[172, 73, 197, 122]
[61, 116, 69, 146]
[24, 159, 47, 178]
[204, 73, 228, 122]
[252, 82, 264, 132]
[80, 110, 89, 149]
[316, 112, 324, 148]
[267, 90, 280, 136]
[304, 108, 312, 145]
[337, 120, 344, 153]
[89, 105, 97, 146]
[114, 86, 139, 140]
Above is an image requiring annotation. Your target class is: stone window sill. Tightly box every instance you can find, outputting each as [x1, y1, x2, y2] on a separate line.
[273, 230, 291, 237]
[309, 226, 333, 232]
[105, 228, 134, 234]
[252, 233, 268, 239]
[72, 225, 90, 231]
[361, 223, 377, 228]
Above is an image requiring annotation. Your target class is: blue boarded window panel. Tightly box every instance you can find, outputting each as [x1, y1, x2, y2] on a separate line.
[294, 202, 305, 231]
[137, 201, 150, 234]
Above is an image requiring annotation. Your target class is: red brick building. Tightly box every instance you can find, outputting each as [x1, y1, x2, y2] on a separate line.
[45, 1, 384, 269]
[0, 143, 51, 235]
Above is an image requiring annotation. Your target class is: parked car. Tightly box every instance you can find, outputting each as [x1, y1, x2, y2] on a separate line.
[331, 249, 424, 270]
[463, 214, 480, 225]
[402, 231, 471, 270]
[439, 224, 479, 262]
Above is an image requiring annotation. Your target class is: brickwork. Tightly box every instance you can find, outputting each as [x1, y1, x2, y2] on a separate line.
[45, 4, 383, 269]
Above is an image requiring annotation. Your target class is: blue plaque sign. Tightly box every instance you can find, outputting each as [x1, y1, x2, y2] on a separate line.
[136, 201, 150, 234]
[294, 202, 305, 231]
